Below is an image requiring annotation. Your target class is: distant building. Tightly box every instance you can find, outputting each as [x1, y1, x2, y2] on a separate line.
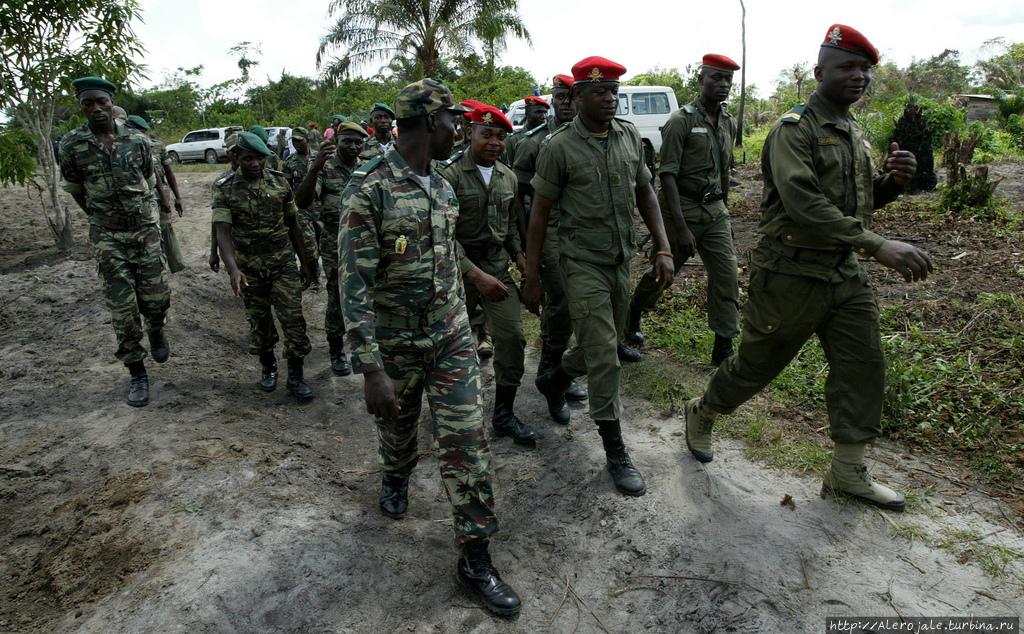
[955, 94, 999, 124]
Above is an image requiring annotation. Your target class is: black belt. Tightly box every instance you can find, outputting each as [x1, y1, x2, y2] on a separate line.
[679, 187, 725, 204]
[243, 237, 288, 254]
[375, 294, 461, 329]
[95, 215, 145, 230]
[765, 239, 851, 267]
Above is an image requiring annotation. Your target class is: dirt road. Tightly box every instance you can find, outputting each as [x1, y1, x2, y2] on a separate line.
[1, 169, 1021, 632]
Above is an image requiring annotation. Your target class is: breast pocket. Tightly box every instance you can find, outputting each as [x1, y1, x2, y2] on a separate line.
[381, 207, 422, 265]
[566, 159, 605, 217]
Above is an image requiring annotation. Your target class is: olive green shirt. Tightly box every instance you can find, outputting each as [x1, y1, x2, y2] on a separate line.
[439, 149, 521, 275]
[211, 168, 298, 270]
[658, 99, 735, 218]
[530, 117, 652, 265]
[754, 91, 904, 282]
[513, 119, 565, 227]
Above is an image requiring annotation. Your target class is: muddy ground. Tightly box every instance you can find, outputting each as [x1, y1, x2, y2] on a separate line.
[1, 163, 1022, 633]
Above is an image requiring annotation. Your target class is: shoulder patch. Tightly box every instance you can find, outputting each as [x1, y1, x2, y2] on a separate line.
[681, 104, 697, 114]
[524, 123, 546, 137]
[215, 173, 235, 187]
[440, 149, 464, 167]
[352, 156, 384, 180]
[781, 103, 808, 124]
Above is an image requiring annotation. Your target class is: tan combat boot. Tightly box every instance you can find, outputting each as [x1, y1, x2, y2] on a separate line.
[821, 443, 906, 513]
[684, 397, 718, 463]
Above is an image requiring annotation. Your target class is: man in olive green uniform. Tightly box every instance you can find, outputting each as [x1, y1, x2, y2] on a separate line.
[513, 74, 586, 403]
[59, 77, 171, 407]
[308, 123, 322, 152]
[684, 25, 932, 513]
[440, 104, 538, 447]
[503, 96, 548, 168]
[282, 126, 323, 291]
[523, 58, 675, 497]
[359, 103, 396, 162]
[248, 126, 281, 170]
[295, 122, 369, 376]
[213, 132, 314, 403]
[625, 54, 742, 366]
[339, 79, 521, 616]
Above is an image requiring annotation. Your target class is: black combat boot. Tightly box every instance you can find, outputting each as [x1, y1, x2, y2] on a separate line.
[617, 343, 642, 363]
[147, 329, 169, 363]
[126, 360, 149, 407]
[379, 472, 410, 519]
[537, 342, 554, 376]
[457, 540, 522, 616]
[549, 347, 587, 402]
[258, 350, 278, 392]
[308, 261, 322, 292]
[535, 366, 573, 424]
[624, 305, 645, 346]
[286, 357, 314, 403]
[328, 338, 352, 376]
[711, 334, 735, 366]
[492, 385, 538, 446]
[596, 419, 647, 496]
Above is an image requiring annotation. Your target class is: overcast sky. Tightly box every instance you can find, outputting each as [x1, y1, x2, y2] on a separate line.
[133, 0, 1022, 100]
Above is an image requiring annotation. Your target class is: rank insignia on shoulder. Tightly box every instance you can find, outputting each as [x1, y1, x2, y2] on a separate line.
[215, 173, 235, 187]
[818, 136, 841, 146]
[449, 197, 458, 206]
[781, 103, 807, 124]
[395, 235, 408, 254]
[681, 104, 697, 114]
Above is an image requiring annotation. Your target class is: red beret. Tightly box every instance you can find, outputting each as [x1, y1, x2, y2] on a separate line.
[821, 24, 879, 65]
[468, 104, 513, 134]
[701, 54, 740, 72]
[460, 99, 486, 111]
[571, 56, 626, 83]
[552, 74, 575, 89]
[525, 96, 549, 109]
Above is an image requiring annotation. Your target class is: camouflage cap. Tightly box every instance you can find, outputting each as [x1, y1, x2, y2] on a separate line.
[394, 78, 470, 119]
[236, 131, 272, 157]
[112, 106, 128, 124]
[291, 126, 309, 140]
[126, 115, 150, 130]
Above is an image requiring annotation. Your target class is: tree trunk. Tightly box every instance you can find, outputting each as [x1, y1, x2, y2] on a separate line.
[20, 97, 74, 250]
[735, 0, 746, 148]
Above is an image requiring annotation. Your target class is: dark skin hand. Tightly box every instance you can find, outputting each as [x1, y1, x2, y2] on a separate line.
[873, 142, 932, 282]
[363, 369, 400, 421]
[209, 225, 221, 272]
[660, 174, 696, 260]
[295, 139, 336, 209]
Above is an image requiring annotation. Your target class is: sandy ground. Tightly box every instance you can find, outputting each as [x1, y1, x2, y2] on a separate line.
[1, 166, 1023, 633]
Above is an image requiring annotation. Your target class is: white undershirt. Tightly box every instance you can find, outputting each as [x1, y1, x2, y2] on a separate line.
[379, 141, 390, 153]
[476, 164, 493, 186]
[412, 173, 431, 195]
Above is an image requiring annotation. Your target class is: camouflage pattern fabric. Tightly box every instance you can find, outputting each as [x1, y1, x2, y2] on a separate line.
[265, 154, 282, 171]
[308, 126, 322, 152]
[358, 134, 392, 163]
[315, 152, 357, 343]
[212, 169, 310, 358]
[340, 147, 498, 544]
[282, 151, 322, 264]
[393, 78, 469, 119]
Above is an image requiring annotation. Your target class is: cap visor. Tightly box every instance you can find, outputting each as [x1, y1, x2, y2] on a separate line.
[448, 104, 472, 113]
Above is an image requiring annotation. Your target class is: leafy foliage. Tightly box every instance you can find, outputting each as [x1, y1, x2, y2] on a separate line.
[629, 65, 701, 108]
[0, 125, 37, 188]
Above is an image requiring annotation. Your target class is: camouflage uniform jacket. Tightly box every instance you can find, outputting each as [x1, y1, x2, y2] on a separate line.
[658, 98, 735, 218]
[754, 91, 904, 282]
[315, 153, 356, 221]
[439, 149, 521, 275]
[149, 135, 171, 182]
[340, 148, 465, 374]
[358, 134, 393, 163]
[531, 116, 652, 265]
[211, 168, 298, 270]
[59, 121, 158, 229]
[282, 151, 320, 212]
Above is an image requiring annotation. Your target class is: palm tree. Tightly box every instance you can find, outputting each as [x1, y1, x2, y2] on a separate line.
[317, 0, 530, 83]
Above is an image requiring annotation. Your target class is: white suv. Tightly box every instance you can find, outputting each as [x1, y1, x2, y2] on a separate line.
[166, 126, 243, 164]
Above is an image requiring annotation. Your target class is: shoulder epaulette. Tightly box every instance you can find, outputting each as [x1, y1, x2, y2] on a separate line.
[681, 104, 697, 114]
[215, 173, 235, 187]
[613, 117, 636, 127]
[441, 149, 465, 167]
[781, 103, 808, 124]
[266, 168, 283, 175]
[524, 123, 546, 137]
[352, 156, 384, 180]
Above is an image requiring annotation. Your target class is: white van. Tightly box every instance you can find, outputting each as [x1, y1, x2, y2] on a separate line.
[505, 85, 678, 153]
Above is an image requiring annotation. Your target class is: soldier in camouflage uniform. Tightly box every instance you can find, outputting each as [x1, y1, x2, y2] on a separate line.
[512, 74, 587, 404]
[208, 133, 242, 273]
[684, 25, 931, 513]
[439, 104, 538, 447]
[295, 121, 368, 376]
[213, 132, 314, 403]
[523, 58, 676, 497]
[358, 103, 396, 163]
[126, 115, 187, 273]
[339, 79, 521, 617]
[59, 77, 171, 408]
[624, 54, 742, 366]
[248, 126, 282, 171]
[282, 126, 323, 291]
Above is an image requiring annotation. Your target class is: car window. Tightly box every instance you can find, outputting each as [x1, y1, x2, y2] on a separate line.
[617, 95, 628, 115]
[183, 132, 199, 143]
[508, 109, 525, 127]
[631, 93, 671, 115]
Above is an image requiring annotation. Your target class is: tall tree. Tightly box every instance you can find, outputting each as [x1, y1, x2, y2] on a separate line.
[317, 0, 530, 82]
[0, 0, 146, 250]
[975, 38, 1024, 90]
[735, 0, 746, 146]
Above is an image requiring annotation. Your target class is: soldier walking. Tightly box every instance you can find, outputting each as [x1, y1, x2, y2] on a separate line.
[339, 79, 521, 616]
[684, 25, 932, 513]
[212, 132, 314, 402]
[282, 126, 323, 291]
[624, 54, 742, 366]
[523, 58, 675, 496]
[439, 104, 538, 447]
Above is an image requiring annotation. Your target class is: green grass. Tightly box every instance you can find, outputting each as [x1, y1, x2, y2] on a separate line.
[937, 527, 1024, 580]
[173, 163, 230, 173]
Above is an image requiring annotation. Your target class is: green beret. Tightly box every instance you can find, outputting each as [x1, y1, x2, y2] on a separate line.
[371, 103, 396, 118]
[336, 121, 369, 138]
[291, 126, 308, 140]
[72, 76, 117, 96]
[248, 125, 269, 143]
[126, 115, 150, 130]
[332, 114, 348, 124]
[235, 131, 272, 156]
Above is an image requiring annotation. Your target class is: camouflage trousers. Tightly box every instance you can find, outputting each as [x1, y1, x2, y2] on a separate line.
[375, 311, 498, 545]
[88, 223, 170, 365]
[463, 254, 525, 387]
[319, 213, 344, 343]
[159, 211, 186, 273]
[298, 208, 321, 264]
[559, 256, 630, 421]
[631, 206, 740, 339]
[539, 232, 573, 353]
[703, 267, 885, 445]
[239, 257, 312, 359]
